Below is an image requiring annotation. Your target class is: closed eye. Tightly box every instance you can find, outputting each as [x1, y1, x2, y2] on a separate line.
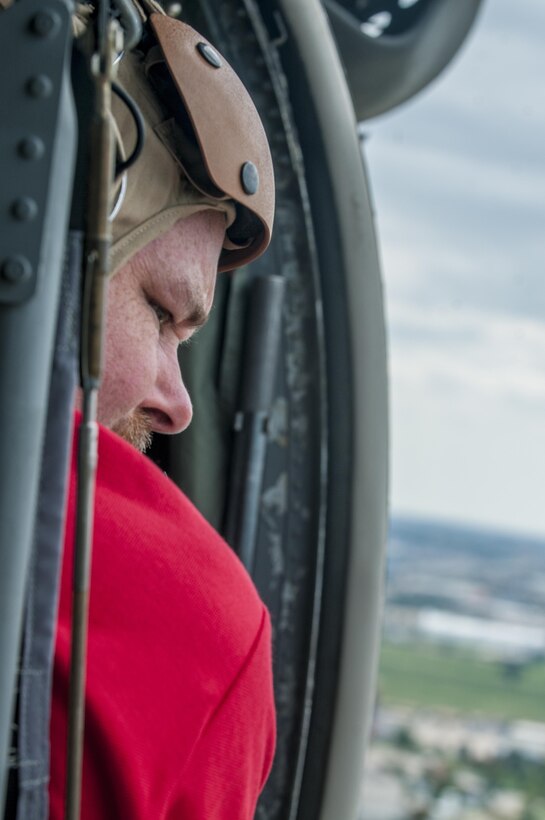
[149, 299, 173, 328]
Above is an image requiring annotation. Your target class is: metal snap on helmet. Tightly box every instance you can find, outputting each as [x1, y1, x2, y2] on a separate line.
[110, 11, 275, 274]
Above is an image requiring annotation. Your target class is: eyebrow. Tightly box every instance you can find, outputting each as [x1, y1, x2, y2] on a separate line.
[173, 281, 211, 331]
[184, 301, 210, 329]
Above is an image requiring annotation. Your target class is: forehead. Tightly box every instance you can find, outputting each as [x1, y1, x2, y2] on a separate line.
[144, 209, 227, 272]
[127, 209, 226, 304]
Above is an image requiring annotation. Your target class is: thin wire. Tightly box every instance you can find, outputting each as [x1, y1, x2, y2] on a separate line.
[108, 172, 127, 221]
[112, 82, 145, 175]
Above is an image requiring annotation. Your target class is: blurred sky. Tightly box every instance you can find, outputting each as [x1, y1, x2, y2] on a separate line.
[362, 0, 545, 537]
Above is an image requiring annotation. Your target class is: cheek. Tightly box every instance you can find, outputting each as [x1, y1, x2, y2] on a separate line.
[98, 289, 157, 425]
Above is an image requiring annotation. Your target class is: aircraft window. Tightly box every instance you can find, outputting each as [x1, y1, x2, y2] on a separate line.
[360, 0, 545, 816]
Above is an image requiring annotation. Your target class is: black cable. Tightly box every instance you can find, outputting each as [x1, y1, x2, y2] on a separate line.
[112, 82, 145, 176]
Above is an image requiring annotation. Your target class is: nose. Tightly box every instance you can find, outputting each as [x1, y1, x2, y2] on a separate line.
[145, 347, 193, 435]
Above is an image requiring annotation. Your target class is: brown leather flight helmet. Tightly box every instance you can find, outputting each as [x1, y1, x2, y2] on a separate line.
[146, 13, 275, 272]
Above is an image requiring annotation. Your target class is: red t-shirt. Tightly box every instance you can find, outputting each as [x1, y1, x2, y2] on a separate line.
[49, 418, 276, 818]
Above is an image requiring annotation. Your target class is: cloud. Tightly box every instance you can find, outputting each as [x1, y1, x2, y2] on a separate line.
[388, 304, 545, 537]
[362, 0, 545, 324]
[360, 0, 545, 535]
[365, 129, 545, 322]
[367, 138, 545, 213]
[388, 303, 545, 406]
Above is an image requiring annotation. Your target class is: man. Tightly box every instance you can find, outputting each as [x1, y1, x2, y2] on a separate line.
[49, 9, 276, 818]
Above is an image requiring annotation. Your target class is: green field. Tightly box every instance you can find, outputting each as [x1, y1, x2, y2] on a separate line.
[379, 641, 545, 722]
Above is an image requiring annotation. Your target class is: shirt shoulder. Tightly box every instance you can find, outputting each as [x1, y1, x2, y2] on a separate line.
[51, 418, 275, 819]
[89, 420, 265, 653]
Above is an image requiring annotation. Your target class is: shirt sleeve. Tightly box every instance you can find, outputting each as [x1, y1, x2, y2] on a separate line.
[170, 607, 276, 820]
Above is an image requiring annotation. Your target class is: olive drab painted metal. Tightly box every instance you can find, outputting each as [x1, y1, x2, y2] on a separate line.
[0, 0, 76, 810]
[268, 3, 388, 816]
[324, 0, 483, 122]
[223, 275, 286, 572]
[0, 4, 73, 305]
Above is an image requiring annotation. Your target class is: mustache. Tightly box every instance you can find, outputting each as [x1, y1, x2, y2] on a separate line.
[111, 409, 153, 453]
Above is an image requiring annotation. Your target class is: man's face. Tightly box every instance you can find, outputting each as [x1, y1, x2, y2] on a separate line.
[98, 209, 226, 451]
